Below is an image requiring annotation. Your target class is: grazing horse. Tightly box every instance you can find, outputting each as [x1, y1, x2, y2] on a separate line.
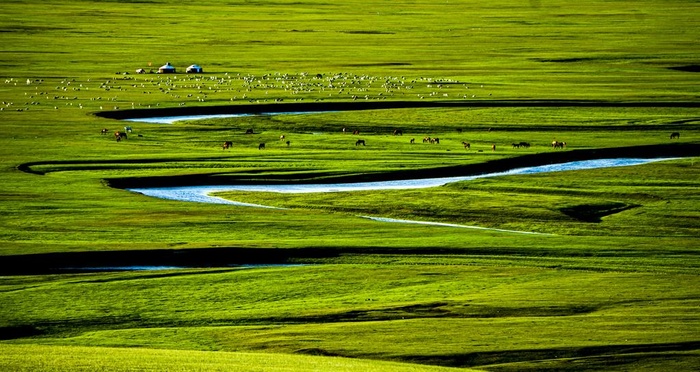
[355, 139, 366, 146]
[353, 130, 360, 135]
[286, 140, 290, 147]
[393, 129, 403, 136]
[100, 128, 109, 135]
[245, 128, 254, 134]
[552, 141, 566, 149]
[423, 136, 431, 143]
[222, 141, 232, 150]
[512, 143, 520, 148]
[670, 132, 680, 139]
[519, 142, 531, 148]
[258, 143, 265, 150]
[410, 138, 415, 144]
[279, 134, 285, 140]
[491, 144, 496, 151]
[433, 137, 440, 144]
[462, 142, 470, 149]
[114, 131, 127, 141]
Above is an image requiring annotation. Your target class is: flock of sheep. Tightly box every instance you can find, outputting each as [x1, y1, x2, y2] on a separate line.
[3, 71, 490, 114]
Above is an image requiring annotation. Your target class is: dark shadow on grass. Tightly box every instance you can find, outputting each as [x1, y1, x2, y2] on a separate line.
[397, 340, 700, 369]
[92, 100, 700, 121]
[560, 203, 640, 223]
[3, 245, 700, 276]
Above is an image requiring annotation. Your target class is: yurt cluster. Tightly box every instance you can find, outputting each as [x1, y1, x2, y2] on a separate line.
[135, 62, 203, 74]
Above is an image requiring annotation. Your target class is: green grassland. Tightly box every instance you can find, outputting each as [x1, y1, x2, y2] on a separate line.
[1, 0, 699, 371]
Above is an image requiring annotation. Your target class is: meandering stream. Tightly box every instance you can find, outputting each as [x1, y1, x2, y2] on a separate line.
[128, 157, 676, 205]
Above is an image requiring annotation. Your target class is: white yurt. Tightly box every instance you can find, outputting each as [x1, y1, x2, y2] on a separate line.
[186, 64, 203, 73]
[158, 62, 176, 74]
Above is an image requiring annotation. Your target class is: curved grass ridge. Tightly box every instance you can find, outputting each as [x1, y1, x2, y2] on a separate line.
[14, 143, 694, 185]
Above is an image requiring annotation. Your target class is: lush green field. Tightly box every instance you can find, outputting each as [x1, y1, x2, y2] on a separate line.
[1, 0, 699, 371]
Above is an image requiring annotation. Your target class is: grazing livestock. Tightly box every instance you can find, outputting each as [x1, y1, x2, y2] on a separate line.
[552, 141, 566, 149]
[100, 128, 109, 135]
[279, 134, 285, 140]
[222, 141, 232, 150]
[462, 142, 470, 149]
[286, 140, 290, 147]
[410, 138, 415, 144]
[393, 129, 403, 136]
[353, 130, 360, 135]
[519, 142, 531, 148]
[258, 143, 265, 150]
[245, 128, 254, 134]
[124, 126, 133, 133]
[492, 144, 496, 151]
[114, 131, 127, 141]
[512, 143, 520, 148]
[355, 139, 366, 146]
[670, 132, 680, 139]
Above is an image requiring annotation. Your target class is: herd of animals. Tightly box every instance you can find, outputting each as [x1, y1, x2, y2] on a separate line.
[102, 126, 682, 150]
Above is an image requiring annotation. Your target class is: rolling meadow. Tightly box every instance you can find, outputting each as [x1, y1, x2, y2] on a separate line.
[0, 0, 699, 371]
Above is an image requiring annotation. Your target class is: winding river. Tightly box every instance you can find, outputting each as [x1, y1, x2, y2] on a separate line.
[114, 105, 693, 236]
[128, 157, 677, 206]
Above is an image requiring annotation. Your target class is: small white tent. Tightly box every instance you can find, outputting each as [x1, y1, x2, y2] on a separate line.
[158, 62, 176, 74]
[186, 64, 203, 73]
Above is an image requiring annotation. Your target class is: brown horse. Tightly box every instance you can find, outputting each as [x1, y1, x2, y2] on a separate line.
[114, 131, 127, 141]
[670, 132, 680, 139]
[552, 141, 566, 149]
[101, 128, 109, 135]
[222, 141, 232, 150]
[462, 142, 470, 149]
[355, 139, 366, 146]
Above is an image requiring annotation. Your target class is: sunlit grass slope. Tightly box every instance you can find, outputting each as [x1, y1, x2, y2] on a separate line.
[0, 344, 470, 372]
